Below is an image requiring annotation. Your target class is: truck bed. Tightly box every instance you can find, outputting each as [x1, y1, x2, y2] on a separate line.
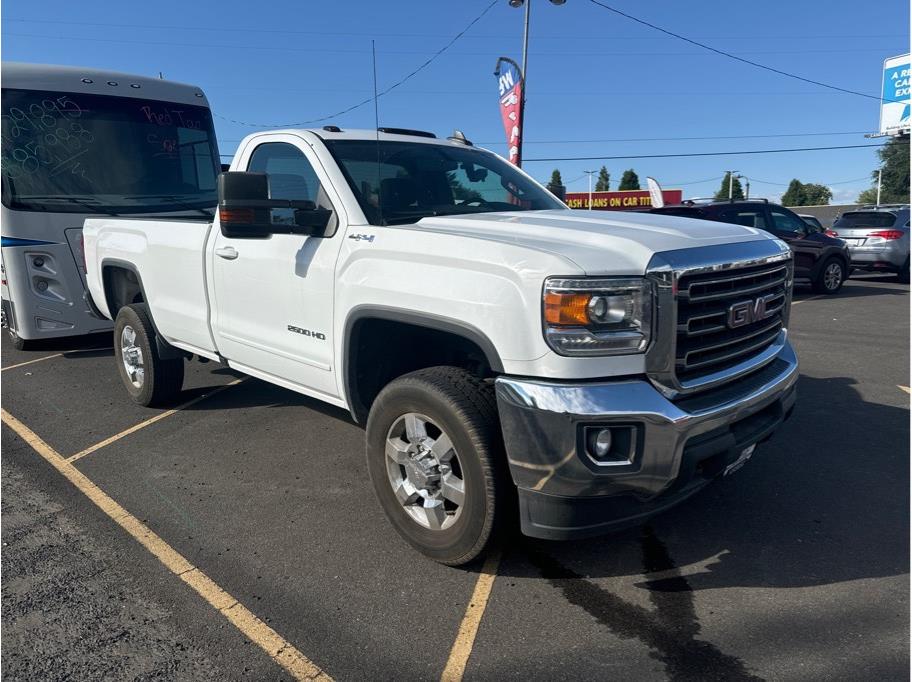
[84, 217, 217, 355]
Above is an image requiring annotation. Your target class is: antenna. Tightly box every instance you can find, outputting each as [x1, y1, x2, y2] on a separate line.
[372, 40, 384, 226]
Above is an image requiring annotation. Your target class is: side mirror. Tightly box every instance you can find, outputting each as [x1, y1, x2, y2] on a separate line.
[217, 172, 332, 239]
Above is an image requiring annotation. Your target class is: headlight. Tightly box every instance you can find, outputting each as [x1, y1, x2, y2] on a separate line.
[542, 277, 652, 356]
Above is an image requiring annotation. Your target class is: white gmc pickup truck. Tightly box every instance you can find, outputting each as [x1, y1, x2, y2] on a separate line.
[84, 126, 798, 565]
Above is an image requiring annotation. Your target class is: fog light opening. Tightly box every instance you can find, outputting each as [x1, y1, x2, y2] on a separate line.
[584, 425, 637, 466]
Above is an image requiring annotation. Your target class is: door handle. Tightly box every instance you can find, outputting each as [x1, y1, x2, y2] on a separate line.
[215, 246, 238, 260]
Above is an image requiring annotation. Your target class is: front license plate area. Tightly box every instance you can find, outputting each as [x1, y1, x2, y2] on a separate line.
[724, 444, 756, 476]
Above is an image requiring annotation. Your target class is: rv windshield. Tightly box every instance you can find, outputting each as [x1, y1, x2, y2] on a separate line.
[1, 89, 219, 214]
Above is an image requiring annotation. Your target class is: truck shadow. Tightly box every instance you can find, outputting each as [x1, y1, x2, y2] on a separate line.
[495, 372, 909, 591]
[472, 373, 907, 678]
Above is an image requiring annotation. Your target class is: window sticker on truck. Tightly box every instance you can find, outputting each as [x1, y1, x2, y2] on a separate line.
[287, 325, 326, 340]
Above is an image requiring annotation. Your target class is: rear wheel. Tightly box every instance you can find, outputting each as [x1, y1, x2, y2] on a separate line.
[365, 366, 511, 565]
[812, 257, 846, 294]
[114, 303, 184, 406]
[897, 259, 910, 284]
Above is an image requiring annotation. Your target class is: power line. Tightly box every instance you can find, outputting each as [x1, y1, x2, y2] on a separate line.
[4, 31, 899, 58]
[749, 175, 872, 186]
[524, 143, 886, 162]
[6, 18, 905, 41]
[214, 0, 498, 128]
[586, 0, 901, 104]
[665, 176, 724, 186]
[477, 130, 870, 145]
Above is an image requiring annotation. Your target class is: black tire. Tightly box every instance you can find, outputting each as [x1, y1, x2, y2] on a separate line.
[7, 329, 33, 351]
[812, 257, 846, 294]
[897, 259, 910, 284]
[113, 303, 184, 407]
[365, 366, 512, 566]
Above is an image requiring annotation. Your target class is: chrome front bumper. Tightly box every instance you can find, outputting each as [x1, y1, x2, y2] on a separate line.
[495, 340, 799, 539]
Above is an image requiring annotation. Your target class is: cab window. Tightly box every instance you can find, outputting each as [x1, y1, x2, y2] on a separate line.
[246, 142, 337, 233]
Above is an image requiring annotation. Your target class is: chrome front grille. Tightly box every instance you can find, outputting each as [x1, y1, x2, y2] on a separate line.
[675, 261, 790, 382]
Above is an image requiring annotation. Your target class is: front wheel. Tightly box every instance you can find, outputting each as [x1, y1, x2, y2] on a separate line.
[365, 367, 511, 565]
[6, 328, 33, 351]
[813, 258, 846, 294]
[114, 303, 184, 407]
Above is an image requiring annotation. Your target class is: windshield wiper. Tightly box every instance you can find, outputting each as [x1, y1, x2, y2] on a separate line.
[124, 195, 215, 218]
[381, 209, 440, 226]
[15, 196, 120, 216]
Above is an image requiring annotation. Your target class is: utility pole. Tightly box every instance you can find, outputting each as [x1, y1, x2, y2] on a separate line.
[876, 168, 883, 205]
[725, 170, 740, 200]
[584, 170, 597, 210]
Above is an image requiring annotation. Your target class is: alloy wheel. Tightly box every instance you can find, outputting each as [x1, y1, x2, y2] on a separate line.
[384, 413, 465, 531]
[120, 324, 145, 388]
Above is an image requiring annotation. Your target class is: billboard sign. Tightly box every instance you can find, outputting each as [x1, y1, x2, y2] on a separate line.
[880, 53, 910, 135]
[564, 189, 683, 210]
[494, 57, 523, 166]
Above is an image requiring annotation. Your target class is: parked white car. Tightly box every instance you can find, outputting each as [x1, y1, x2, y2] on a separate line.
[84, 127, 798, 565]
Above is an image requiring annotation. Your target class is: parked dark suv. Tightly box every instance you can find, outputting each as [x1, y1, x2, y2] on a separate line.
[650, 199, 850, 294]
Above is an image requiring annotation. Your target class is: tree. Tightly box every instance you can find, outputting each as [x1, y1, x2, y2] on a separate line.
[802, 183, 832, 205]
[782, 179, 833, 206]
[546, 168, 565, 200]
[857, 187, 879, 204]
[594, 166, 611, 192]
[713, 172, 744, 200]
[618, 169, 640, 190]
[857, 137, 910, 204]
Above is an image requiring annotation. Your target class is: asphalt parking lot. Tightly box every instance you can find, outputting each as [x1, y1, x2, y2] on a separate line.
[2, 274, 909, 681]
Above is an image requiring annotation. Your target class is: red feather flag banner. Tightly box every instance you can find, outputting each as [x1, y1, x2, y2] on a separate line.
[494, 57, 524, 166]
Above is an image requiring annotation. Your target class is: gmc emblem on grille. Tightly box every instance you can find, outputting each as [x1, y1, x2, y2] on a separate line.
[727, 294, 777, 329]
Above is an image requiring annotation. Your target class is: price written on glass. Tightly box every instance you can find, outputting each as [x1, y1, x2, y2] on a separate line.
[1, 96, 94, 180]
[140, 105, 203, 158]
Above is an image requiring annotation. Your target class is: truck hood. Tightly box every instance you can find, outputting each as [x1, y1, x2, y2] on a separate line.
[399, 209, 776, 275]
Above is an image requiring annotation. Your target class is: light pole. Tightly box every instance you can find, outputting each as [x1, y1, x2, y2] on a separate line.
[508, 0, 566, 167]
[724, 170, 740, 200]
[584, 170, 597, 210]
[876, 168, 883, 205]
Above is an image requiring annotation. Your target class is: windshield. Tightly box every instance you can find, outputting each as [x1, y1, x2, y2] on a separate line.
[1, 88, 219, 214]
[833, 212, 899, 229]
[322, 139, 565, 226]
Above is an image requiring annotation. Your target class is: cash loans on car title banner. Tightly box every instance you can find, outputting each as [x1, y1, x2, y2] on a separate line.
[495, 58, 523, 166]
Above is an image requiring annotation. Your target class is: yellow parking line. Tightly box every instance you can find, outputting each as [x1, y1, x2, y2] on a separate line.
[67, 378, 246, 463]
[1, 353, 63, 371]
[1, 407, 331, 681]
[899, 385, 910, 395]
[441, 550, 501, 682]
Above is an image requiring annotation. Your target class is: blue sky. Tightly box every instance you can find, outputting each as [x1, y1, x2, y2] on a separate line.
[3, 0, 908, 203]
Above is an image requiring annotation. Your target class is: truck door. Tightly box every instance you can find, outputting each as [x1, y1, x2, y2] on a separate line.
[209, 137, 345, 398]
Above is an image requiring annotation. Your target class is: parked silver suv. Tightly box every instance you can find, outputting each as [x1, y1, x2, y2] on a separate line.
[831, 205, 910, 283]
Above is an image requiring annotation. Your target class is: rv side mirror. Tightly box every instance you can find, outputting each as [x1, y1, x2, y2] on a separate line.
[217, 172, 331, 239]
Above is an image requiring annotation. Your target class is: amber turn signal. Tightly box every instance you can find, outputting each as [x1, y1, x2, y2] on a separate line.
[544, 291, 591, 326]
